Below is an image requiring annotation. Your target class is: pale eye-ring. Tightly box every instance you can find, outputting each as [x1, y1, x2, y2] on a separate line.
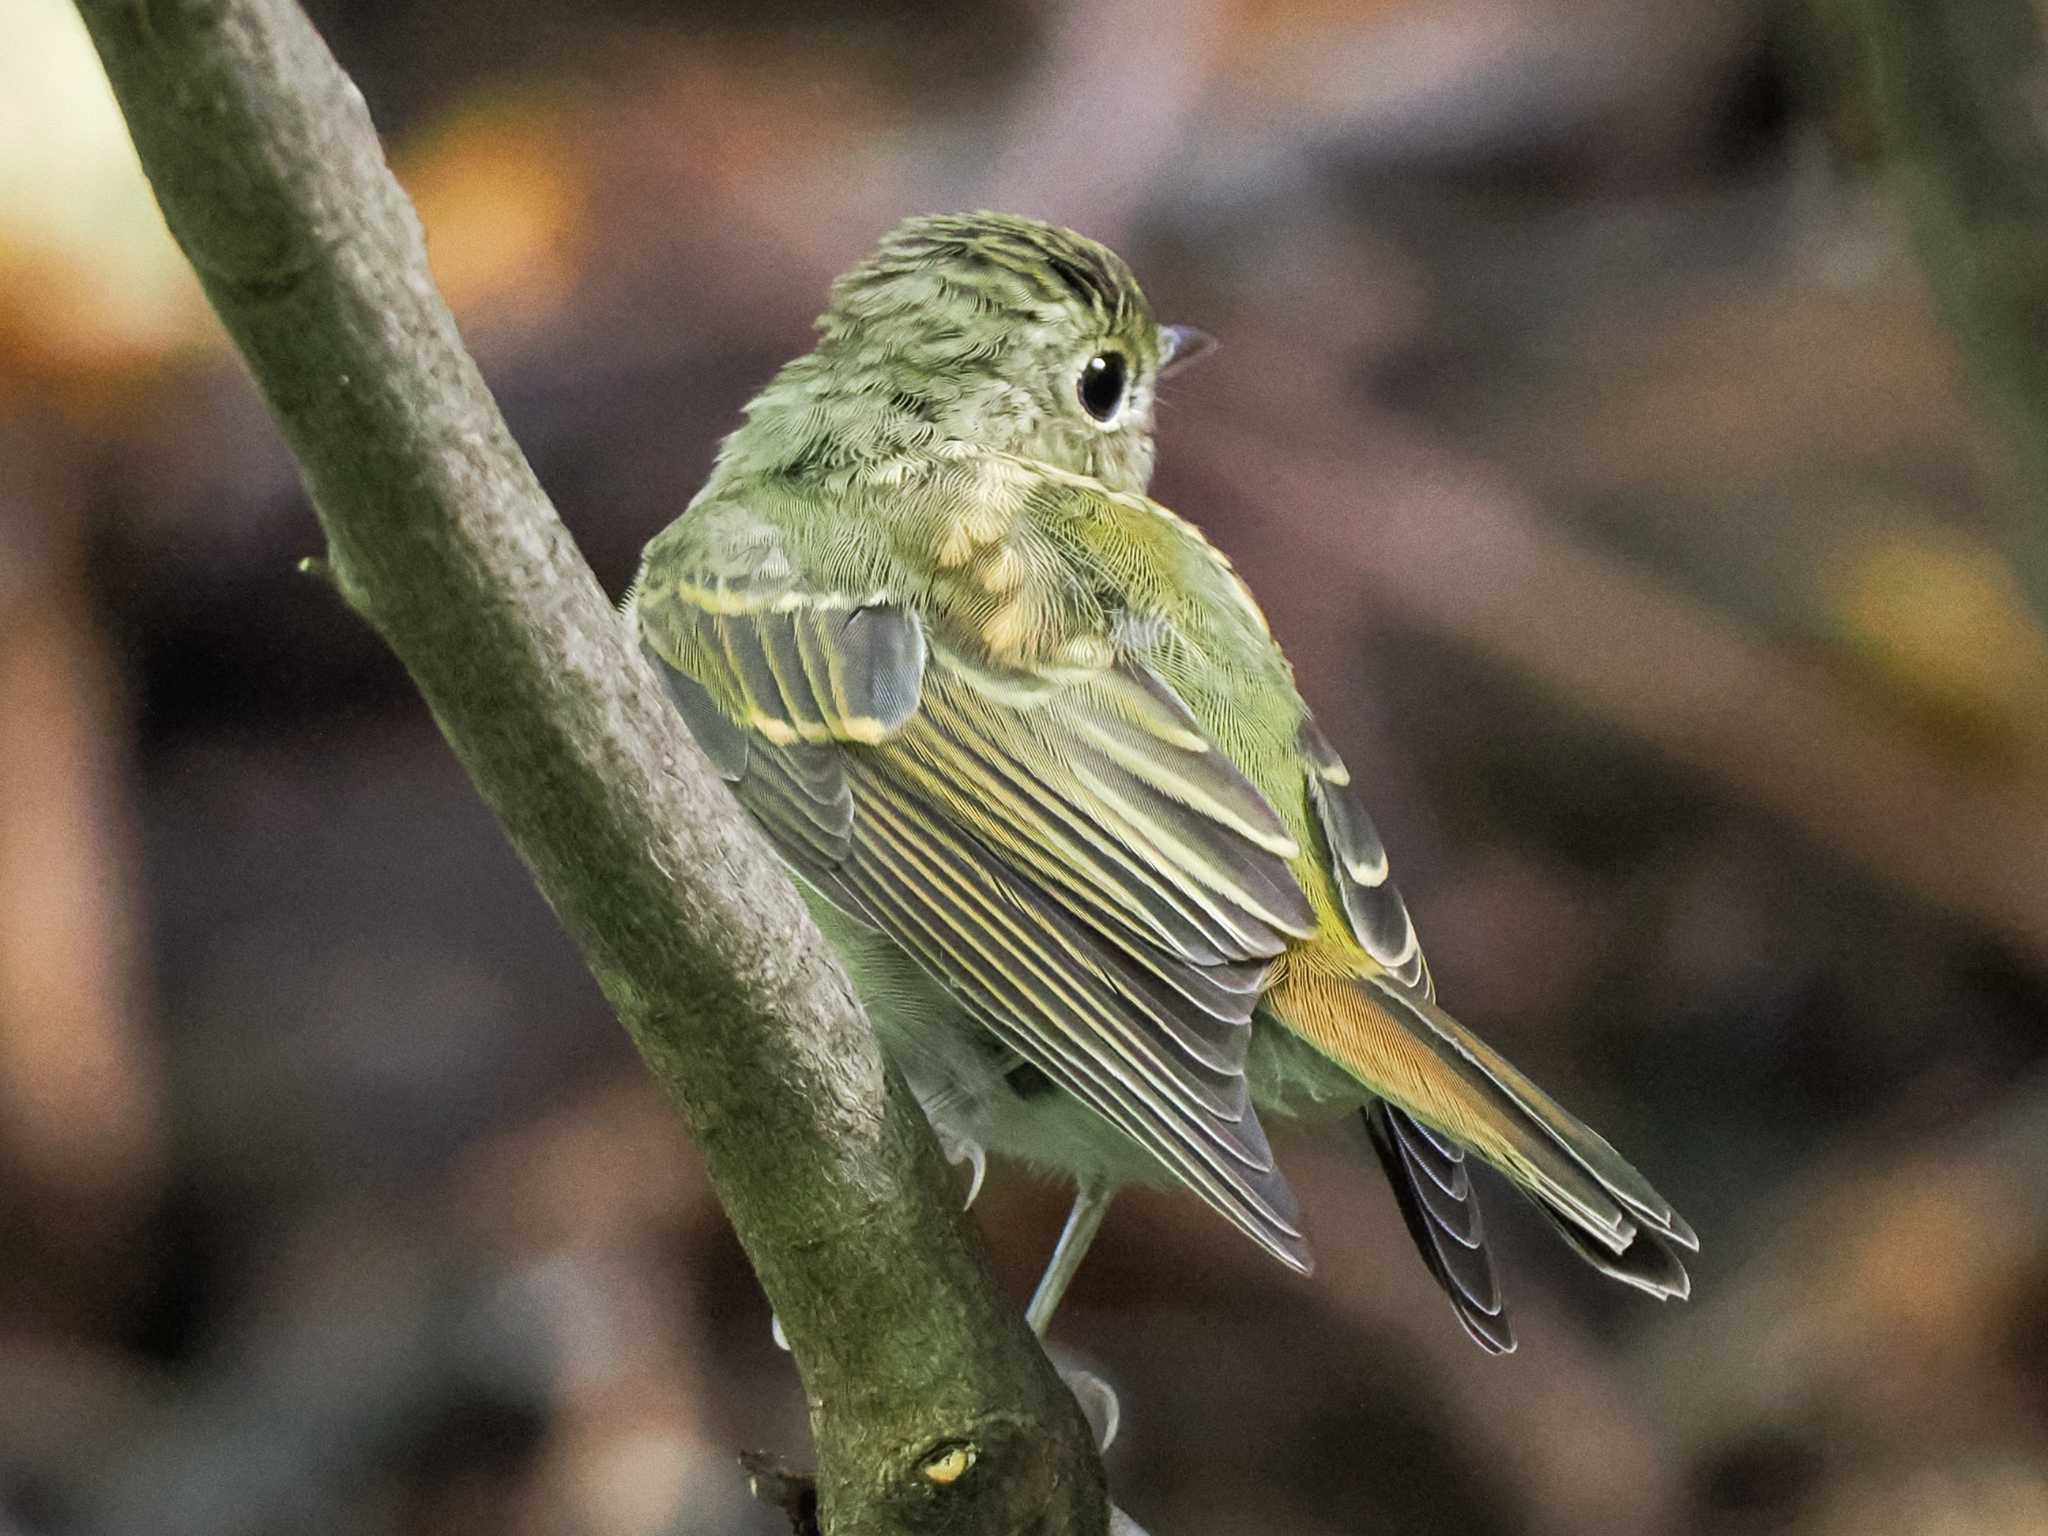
[1077, 350, 1128, 425]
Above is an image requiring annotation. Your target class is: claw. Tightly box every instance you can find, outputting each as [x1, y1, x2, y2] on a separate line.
[934, 1125, 987, 1210]
[770, 1312, 790, 1353]
[959, 1141, 986, 1209]
[1059, 1365, 1121, 1453]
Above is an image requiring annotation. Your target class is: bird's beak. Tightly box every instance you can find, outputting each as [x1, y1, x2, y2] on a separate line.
[1158, 324, 1217, 378]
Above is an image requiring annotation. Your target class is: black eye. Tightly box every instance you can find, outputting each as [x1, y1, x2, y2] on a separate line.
[1077, 351, 1128, 423]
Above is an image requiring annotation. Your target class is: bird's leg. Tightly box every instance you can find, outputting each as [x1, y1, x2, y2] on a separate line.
[1024, 1180, 1114, 1335]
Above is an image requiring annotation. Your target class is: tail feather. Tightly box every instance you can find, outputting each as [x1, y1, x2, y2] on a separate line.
[1365, 1102, 1514, 1353]
[1538, 1208, 1692, 1300]
[1371, 976, 1696, 1251]
[1365, 975, 1694, 1249]
[1387, 1111, 1482, 1244]
[1268, 963, 1694, 1314]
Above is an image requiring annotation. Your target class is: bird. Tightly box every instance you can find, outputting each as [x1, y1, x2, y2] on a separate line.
[630, 211, 1695, 1353]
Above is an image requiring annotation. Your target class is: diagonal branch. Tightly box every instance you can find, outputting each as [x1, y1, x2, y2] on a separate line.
[69, 1, 1105, 1530]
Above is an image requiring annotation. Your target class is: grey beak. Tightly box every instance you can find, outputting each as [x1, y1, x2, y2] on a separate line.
[1159, 324, 1217, 377]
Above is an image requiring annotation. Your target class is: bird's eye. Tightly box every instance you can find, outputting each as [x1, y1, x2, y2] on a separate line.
[1077, 351, 1128, 424]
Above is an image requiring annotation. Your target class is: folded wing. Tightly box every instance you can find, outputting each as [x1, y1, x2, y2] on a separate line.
[635, 508, 1320, 1270]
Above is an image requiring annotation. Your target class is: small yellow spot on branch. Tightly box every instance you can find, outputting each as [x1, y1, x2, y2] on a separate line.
[921, 1443, 976, 1485]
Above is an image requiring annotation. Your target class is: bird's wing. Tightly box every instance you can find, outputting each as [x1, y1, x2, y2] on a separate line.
[634, 504, 1318, 1271]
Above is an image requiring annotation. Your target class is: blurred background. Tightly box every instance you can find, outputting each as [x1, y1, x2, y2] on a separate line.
[7, 0, 2048, 1531]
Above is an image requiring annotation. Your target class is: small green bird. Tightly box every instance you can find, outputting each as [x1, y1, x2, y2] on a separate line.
[632, 212, 1694, 1352]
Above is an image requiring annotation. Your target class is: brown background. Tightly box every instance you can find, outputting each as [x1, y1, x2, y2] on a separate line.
[5, 2, 2046, 1532]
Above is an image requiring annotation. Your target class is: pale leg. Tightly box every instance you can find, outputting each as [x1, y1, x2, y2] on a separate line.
[1024, 1180, 1114, 1336]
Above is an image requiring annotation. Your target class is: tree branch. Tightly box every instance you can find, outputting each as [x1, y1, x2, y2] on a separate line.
[70, 1, 1105, 1530]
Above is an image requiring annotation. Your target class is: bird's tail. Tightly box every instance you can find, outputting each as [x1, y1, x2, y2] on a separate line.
[1265, 962, 1695, 1341]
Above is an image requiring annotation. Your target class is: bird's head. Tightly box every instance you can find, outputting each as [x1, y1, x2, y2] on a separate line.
[809, 212, 1212, 494]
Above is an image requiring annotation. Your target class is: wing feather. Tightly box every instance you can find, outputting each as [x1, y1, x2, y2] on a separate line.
[906, 712, 1263, 967]
[843, 761, 1309, 1261]
[1301, 718, 1427, 990]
